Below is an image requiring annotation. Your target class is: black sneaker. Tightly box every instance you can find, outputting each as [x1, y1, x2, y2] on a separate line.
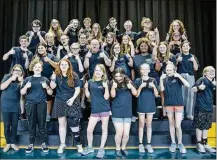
[20, 113, 27, 121]
[26, 144, 34, 154]
[41, 143, 49, 153]
[121, 149, 128, 156]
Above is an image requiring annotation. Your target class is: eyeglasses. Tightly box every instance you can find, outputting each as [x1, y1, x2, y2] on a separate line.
[13, 69, 22, 72]
[32, 26, 40, 28]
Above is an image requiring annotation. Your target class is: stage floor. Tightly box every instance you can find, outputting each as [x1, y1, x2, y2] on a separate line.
[0, 148, 216, 159]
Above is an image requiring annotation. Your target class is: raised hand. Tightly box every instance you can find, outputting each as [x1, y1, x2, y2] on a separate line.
[198, 81, 206, 90]
[127, 81, 133, 89]
[149, 80, 155, 88]
[112, 80, 118, 89]
[26, 81, 31, 88]
[10, 75, 18, 81]
[212, 78, 216, 86]
[140, 81, 147, 88]
[67, 98, 74, 106]
[177, 56, 183, 62]
[102, 81, 108, 88]
[41, 81, 48, 89]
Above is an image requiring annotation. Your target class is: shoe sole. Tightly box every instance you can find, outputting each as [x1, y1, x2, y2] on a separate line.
[81, 150, 94, 155]
[25, 149, 34, 154]
[197, 149, 206, 153]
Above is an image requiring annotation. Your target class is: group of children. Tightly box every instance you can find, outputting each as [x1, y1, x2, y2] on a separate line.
[0, 17, 216, 158]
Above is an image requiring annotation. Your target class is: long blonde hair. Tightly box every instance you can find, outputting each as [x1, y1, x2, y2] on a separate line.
[92, 64, 108, 82]
[48, 19, 63, 41]
[120, 35, 131, 55]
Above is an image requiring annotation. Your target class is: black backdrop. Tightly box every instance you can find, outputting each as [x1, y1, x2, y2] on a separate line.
[0, 0, 216, 80]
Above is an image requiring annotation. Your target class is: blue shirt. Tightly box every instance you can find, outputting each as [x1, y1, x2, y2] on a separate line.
[177, 53, 199, 75]
[1, 74, 21, 112]
[134, 77, 157, 113]
[68, 56, 84, 79]
[88, 80, 110, 113]
[55, 73, 80, 101]
[163, 76, 184, 106]
[193, 77, 216, 112]
[111, 86, 132, 118]
[21, 76, 49, 104]
[114, 55, 131, 77]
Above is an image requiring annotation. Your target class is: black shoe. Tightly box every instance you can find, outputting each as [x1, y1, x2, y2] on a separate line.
[41, 143, 49, 153]
[26, 144, 34, 154]
[20, 113, 27, 121]
[116, 150, 122, 157]
[121, 149, 128, 156]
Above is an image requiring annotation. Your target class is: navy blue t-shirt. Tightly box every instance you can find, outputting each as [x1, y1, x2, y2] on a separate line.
[47, 44, 57, 56]
[163, 76, 184, 106]
[193, 77, 216, 112]
[26, 31, 46, 54]
[21, 76, 49, 104]
[170, 44, 181, 56]
[177, 53, 199, 75]
[39, 54, 58, 79]
[160, 56, 176, 75]
[88, 80, 110, 113]
[59, 48, 68, 59]
[111, 86, 132, 118]
[9, 47, 33, 74]
[1, 74, 21, 112]
[68, 56, 84, 79]
[135, 31, 148, 43]
[114, 55, 131, 77]
[133, 53, 152, 78]
[119, 32, 137, 46]
[55, 73, 80, 101]
[88, 51, 110, 78]
[135, 77, 157, 113]
[103, 44, 112, 57]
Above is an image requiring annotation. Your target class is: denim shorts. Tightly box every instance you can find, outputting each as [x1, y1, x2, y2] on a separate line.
[112, 117, 132, 123]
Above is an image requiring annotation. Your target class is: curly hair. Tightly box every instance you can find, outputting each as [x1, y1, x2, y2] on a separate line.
[55, 59, 75, 87]
[136, 37, 151, 53]
[29, 56, 43, 72]
[168, 19, 186, 35]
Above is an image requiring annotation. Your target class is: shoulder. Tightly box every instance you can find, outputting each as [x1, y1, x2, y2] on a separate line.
[73, 72, 79, 79]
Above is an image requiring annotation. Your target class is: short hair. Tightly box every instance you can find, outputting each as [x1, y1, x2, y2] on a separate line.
[31, 19, 42, 27]
[109, 17, 116, 22]
[19, 35, 29, 41]
[83, 17, 91, 23]
[124, 20, 132, 26]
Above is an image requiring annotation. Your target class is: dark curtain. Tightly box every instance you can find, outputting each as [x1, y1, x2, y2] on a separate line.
[0, 0, 216, 80]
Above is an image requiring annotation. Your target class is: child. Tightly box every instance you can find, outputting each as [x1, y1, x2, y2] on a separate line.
[192, 66, 216, 153]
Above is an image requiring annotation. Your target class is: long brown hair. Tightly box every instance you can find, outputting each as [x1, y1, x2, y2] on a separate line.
[110, 42, 120, 59]
[55, 59, 75, 87]
[48, 19, 63, 41]
[120, 35, 131, 55]
[112, 67, 130, 88]
[90, 23, 102, 42]
[157, 41, 173, 62]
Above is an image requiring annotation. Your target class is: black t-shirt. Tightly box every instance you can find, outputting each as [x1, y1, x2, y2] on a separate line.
[111, 86, 132, 118]
[135, 77, 157, 113]
[193, 77, 216, 112]
[79, 45, 88, 59]
[67, 28, 79, 45]
[55, 73, 80, 101]
[1, 74, 21, 112]
[163, 76, 184, 106]
[21, 76, 50, 104]
[177, 53, 199, 75]
[9, 47, 33, 75]
[26, 31, 46, 54]
[88, 80, 110, 113]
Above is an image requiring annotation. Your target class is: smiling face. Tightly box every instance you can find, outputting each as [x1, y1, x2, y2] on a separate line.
[166, 64, 175, 77]
[32, 23, 41, 32]
[92, 24, 99, 32]
[124, 21, 132, 31]
[159, 44, 167, 55]
[109, 19, 117, 28]
[172, 21, 180, 32]
[172, 32, 181, 41]
[94, 65, 103, 79]
[79, 34, 87, 44]
[143, 20, 152, 28]
[71, 20, 79, 29]
[139, 42, 149, 53]
[181, 42, 190, 53]
[84, 20, 91, 28]
[140, 64, 150, 77]
[33, 63, 42, 75]
[113, 43, 121, 54]
[60, 60, 69, 73]
[204, 67, 216, 79]
[114, 72, 124, 83]
[122, 36, 129, 45]
[46, 34, 54, 43]
[19, 38, 28, 48]
[148, 31, 156, 41]
[37, 45, 46, 55]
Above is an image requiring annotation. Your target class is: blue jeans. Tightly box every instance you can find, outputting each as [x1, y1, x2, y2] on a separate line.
[2, 112, 19, 144]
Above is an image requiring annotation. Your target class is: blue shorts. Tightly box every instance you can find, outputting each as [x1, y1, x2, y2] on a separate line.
[112, 117, 132, 123]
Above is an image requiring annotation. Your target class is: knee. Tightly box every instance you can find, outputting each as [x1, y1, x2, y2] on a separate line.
[59, 122, 67, 128]
[175, 124, 181, 129]
[139, 121, 145, 128]
[146, 122, 152, 129]
[116, 131, 123, 138]
[123, 133, 129, 140]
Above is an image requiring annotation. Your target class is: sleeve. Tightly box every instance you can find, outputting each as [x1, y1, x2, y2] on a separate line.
[41, 31, 46, 37]
[171, 56, 177, 66]
[124, 55, 130, 63]
[28, 51, 33, 61]
[193, 55, 200, 67]
[25, 31, 30, 37]
[134, 78, 141, 89]
[1, 74, 10, 83]
[193, 77, 204, 88]
[21, 77, 29, 89]
[44, 77, 50, 86]
[74, 75, 80, 88]
[51, 54, 59, 62]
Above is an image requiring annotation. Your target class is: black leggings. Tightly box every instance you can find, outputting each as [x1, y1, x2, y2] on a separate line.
[26, 101, 47, 144]
[2, 112, 19, 144]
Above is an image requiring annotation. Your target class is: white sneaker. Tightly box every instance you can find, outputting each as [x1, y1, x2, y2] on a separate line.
[196, 143, 206, 153]
[57, 144, 66, 154]
[139, 144, 145, 153]
[76, 144, 83, 153]
[204, 144, 216, 153]
[131, 116, 138, 122]
[11, 144, 19, 151]
[146, 144, 154, 153]
[3, 144, 10, 152]
[177, 143, 187, 154]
